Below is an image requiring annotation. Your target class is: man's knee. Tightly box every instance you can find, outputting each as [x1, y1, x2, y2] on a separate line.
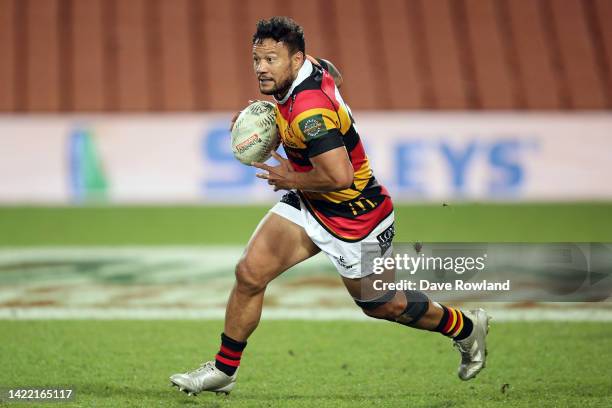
[362, 301, 404, 320]
[355, 290, 405, 320]
[234, 259, 268, 295]
[356, 290, 430, 324]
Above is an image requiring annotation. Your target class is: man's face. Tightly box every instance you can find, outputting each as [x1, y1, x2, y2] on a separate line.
[253, 38, 302, 98]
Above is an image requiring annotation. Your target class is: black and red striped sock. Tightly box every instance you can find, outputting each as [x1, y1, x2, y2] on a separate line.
[214, 333, 247, 376]
[434, 305, 473, 341]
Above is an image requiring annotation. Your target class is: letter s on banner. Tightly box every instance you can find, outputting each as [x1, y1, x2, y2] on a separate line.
[488, 139, 526, 194]
[440, 141, 477, 192]
[202, 125, 256, 190]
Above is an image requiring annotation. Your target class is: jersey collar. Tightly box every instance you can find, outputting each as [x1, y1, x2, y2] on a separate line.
[274, 59, 313, 105]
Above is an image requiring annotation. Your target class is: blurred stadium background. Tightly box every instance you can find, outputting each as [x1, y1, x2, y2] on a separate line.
[0, 0, 611, 406]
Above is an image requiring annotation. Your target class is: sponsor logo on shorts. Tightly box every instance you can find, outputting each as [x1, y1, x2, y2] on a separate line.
[280, 191, 301, 210]
[376, 223, 395, 256]
[336, 256, 358, 270]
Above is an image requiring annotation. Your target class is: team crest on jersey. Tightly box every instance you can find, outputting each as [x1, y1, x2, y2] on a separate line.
[299, 114, 328, 141]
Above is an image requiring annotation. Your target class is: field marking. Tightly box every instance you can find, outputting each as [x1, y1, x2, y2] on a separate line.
[1, 247, 611, 320]
[1, 307, 612, 321]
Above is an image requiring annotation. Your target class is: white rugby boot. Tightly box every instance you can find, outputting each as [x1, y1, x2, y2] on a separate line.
[453, 308, 491, 381]
[170, 361, 237, 396]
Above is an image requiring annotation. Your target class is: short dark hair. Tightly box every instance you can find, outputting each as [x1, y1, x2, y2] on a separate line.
[252, 16, 305, 55]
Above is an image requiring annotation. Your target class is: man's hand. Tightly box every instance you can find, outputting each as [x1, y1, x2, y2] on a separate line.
[253, 146, 353, 193]
[229, 100, 257, 131]
[252, 151, 296, 191]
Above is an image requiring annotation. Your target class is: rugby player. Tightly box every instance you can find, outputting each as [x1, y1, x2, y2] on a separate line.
[170, 16, 490, 396]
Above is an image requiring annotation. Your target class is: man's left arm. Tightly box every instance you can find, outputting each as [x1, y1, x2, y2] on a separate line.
[253, 147, 353, 192]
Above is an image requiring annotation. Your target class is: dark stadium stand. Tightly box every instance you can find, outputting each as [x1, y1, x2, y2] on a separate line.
[0, 0, 610, 111]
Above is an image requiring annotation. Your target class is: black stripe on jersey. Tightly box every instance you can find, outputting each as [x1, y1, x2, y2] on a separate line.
[316, 196, 387, 219]
[343, 125, 359, 152]
[346, 178, 383, 200]
[308, 129, 345, 158]
[304, 184, 386, 220]
[283, 146, 311, 167]
[362, 176, 382, 192]
[336, 177, 383, 202]
[292, 65, 324, 95]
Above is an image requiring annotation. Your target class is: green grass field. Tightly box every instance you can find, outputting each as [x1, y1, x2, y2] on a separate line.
[1, 203, 612, 245]
[1, 320, 611, 407]
[1, 203, 611, 407]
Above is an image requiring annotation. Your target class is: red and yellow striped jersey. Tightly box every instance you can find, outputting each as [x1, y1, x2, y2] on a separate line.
[275, 61, 392, 241]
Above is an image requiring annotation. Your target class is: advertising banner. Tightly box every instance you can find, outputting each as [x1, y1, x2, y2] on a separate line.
[0, 113, 610, 204]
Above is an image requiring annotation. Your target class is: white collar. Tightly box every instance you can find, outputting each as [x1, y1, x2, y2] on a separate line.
[274, 59, 313, 104]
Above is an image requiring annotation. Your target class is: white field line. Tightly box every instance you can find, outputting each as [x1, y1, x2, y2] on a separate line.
[1, 307, 612, 321]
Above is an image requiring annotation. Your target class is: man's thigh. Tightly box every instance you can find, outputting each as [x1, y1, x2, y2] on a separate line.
[239, 211, 320, 284]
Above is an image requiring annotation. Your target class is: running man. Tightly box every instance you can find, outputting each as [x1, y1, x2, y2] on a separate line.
[170, 16, 490, 396]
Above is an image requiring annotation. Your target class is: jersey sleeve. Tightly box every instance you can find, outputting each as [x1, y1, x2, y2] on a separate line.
[291, 107, 345, 158]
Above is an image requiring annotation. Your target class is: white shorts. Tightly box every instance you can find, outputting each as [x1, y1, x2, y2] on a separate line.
[270, 191, 395, 279]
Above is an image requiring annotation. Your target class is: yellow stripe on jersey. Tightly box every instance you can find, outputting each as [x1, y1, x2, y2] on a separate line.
[335, 102, 352, 134]
[353, 156, 372, 190]
[276, 106, 306, 149]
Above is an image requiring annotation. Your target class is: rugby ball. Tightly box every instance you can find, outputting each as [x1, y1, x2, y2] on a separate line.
[231, 101, 279, 165]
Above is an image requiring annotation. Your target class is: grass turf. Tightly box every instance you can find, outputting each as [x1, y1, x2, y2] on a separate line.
[1, 203, 612, 246]
[1, 320, 611, 407]
[1, 205, 611, 406]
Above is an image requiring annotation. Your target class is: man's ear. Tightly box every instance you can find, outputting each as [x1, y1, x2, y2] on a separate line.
[292, 51, 305, 70]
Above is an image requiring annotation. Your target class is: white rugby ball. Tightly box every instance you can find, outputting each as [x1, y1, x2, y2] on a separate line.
[231, 101, 279, 165]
